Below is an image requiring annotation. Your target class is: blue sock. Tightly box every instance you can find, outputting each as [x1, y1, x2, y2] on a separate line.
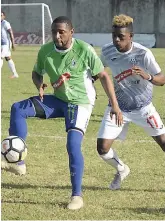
[9, 99, 36, 140]
[67, 130, 84, 196]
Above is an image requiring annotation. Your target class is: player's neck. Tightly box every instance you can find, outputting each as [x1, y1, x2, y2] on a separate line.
[123, 42, 132, 52]
[54, 38, 74, 53]
[117, 42, 133, 54]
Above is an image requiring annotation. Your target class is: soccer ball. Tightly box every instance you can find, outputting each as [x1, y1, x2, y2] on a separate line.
[1, 136, 27, 163]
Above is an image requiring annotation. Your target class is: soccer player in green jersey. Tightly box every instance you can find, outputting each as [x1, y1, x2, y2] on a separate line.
[3, 16, 123, 210]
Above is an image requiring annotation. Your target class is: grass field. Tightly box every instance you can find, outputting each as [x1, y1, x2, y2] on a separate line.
[1, 46, 165, 220]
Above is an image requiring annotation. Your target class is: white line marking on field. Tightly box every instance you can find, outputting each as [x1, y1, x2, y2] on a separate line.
[1, 133, 155, 143]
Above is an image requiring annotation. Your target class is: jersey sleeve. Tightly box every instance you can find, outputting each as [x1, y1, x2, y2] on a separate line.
[88, 45, 104, 76]
[4, 21, 11, 31]
[33, 48, 46, 75]
[100, 52, 108, 67]
[144, 50, 161, 75]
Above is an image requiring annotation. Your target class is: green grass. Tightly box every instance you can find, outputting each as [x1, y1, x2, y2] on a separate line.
[1, 46, 165, 220]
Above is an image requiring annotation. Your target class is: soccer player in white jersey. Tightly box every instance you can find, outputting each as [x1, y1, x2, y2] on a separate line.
[97, 14, 165, 190]
[1, 11, 18, 78]
[2, 16, 123, 210]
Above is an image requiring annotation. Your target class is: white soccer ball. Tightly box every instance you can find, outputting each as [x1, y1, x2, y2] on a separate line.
[1, 136, 27, 163]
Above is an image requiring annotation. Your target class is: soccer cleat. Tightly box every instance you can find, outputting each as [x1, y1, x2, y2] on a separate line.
[1, 157, 26, 175]
[9, 74, 19, 79]
[109, 164, 130, 190]
[67, 196, 84, 210]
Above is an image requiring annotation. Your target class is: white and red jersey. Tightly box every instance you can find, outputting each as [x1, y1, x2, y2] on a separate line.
[1, 20, 11, 46]
[101, 42, 161, 112]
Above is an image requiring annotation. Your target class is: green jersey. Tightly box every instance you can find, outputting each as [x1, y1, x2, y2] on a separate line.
[33, 38, 104, 105]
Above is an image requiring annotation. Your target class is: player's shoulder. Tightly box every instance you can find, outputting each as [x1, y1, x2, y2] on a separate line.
[132, 42, 155, 59]
[73, 38, 98, 58]
[2, 19, 10, 26]
[39, 41, 54, 53]
[102, 42, 115, 54]
[74, 38, 93, 52]
[132, 42, 151, 53]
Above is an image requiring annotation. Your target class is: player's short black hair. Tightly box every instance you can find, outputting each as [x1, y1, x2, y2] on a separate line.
[52, 16, 73, 29]
[1, 11, 5, 16]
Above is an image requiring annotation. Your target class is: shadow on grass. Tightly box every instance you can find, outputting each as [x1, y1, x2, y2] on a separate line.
[132, 207, 165, 214]
[1, 199, 68, 209]
[1, 110, 10, 114]
[1, 115, 101, 123]
[2, 182, 165, 193]
[2, 198, 165, 214]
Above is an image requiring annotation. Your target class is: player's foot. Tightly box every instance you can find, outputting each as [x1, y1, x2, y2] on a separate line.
[109, 164, 130, 190]
[9, 74, 19, 79]
[67, 196, 84, 210]
[1, 158, 26, 175]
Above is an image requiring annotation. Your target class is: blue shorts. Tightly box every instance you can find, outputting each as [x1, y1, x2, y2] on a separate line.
[30, 95, 93, 134]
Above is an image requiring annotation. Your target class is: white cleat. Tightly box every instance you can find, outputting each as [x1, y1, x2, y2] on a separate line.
[1, 157, 26, 175]
[110, 164, 130, 190]
[9, 74, 19, 79]
[67, 196, 84, 210]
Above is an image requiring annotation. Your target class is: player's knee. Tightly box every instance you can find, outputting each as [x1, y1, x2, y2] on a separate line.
[11, 102, 21, 114]
[5, 57, 11, 61]
[11, 102, 26, 119]
[11, 99, 30, 118]
[97, 138, 112, 155]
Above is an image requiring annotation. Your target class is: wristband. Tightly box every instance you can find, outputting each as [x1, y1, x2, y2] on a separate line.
[148, 74, 153, 82]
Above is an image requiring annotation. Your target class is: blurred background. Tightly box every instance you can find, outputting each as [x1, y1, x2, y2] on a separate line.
[1, 0, 165, 47]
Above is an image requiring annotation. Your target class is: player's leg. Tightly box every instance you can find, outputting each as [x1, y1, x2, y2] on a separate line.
[5, 56, 19, 78]
[2, 97, 38, 175]
[1, 44, 18, 77]
[97, 106, 130, 190]
[1, 58, 4, 68]
[152, 134, 165, 151]
[1, 45, 6, 68]
[3, 95, 63, 175]
[9, 95, 64, 139]
[133, 103, 165, 151]
[66, 129, 84, 210]
[64, 104, 93, 209]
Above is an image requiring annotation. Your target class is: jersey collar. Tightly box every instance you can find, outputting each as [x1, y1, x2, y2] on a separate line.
[116, 42, 133, 55]
[54, 38, 75, 53]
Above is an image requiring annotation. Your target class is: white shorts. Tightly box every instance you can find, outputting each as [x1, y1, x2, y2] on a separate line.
[1, 45, 11, 58]
[98, 103, 165, 140]
[73, 104, 93, 133]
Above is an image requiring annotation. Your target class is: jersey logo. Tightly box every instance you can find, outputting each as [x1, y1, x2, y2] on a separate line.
[115, 69, 132, 83]
[52, 73, 71, 89]
[111, 57, 117, 61]
[71, 59, 76, 67]
[130, 57, 137, 64]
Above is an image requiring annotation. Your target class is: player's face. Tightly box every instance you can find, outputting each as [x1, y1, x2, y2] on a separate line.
[1, 13, 5, 21]
[51, 22, 74, 50]
[112, 27, 132, 52]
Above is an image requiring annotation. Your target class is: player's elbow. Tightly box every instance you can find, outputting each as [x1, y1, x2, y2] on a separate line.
[98, 71, 108, 79]
[160, 78, 165, 86]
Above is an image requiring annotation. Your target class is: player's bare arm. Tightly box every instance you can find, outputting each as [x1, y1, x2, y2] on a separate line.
[98, 70, 123, 126]
[7, 28, 15, 50]
[32, 71, 47, 101]
[132, 66, 165, 86]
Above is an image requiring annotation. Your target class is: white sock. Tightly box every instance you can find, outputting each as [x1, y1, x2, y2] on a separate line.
[100, 148, 125, 172]
[1, 59, 3, 68]
[8, 59, 18, 76]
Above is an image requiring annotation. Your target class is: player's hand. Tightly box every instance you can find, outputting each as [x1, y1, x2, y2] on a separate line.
[12, 44, 15, 51]
[39, 83, 48, 102]
[132, 66, 150, 80]
[110, 105, 123, 126]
